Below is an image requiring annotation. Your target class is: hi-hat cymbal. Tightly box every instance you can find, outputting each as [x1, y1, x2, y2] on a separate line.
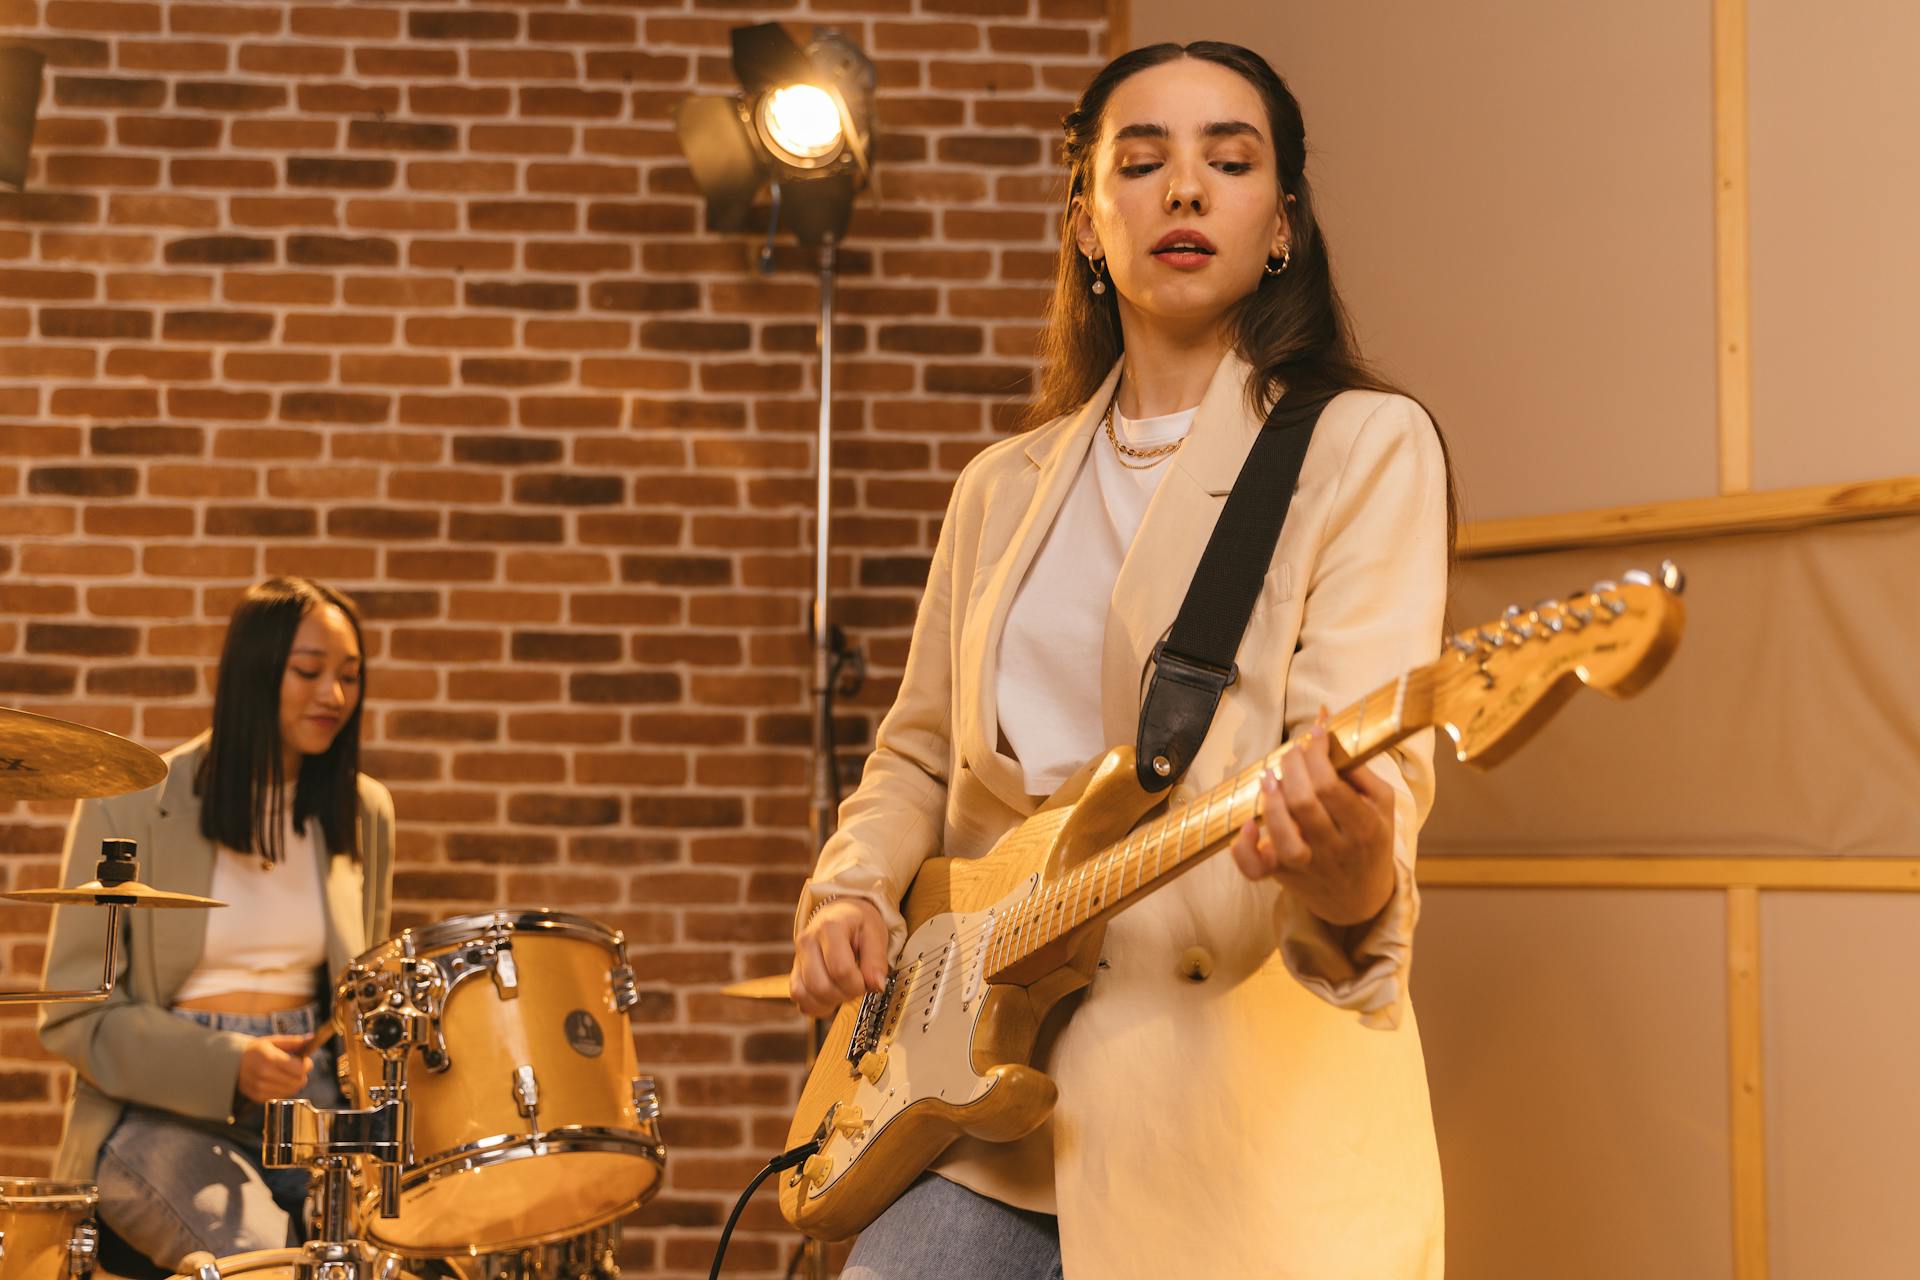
[7, 880, 226, 909]
[0, 707, 167, 802]
[720, 973, 794, 1002]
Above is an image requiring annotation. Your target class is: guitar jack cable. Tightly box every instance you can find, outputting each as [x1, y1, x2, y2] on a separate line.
[707, 1137, 824, 1280]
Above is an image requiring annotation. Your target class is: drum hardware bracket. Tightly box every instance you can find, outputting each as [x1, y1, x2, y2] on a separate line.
[631, 1076, 661, 1124]
[67, 1220, 98, 1278]
[511, 1065, 541, 1125]
[490, 942, 519, 1000]
[609, 964, 639, 1013]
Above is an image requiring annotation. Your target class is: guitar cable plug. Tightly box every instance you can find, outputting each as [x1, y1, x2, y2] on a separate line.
[707, 1136, 824, 1280]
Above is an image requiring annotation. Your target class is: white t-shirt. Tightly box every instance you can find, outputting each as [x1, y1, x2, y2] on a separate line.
[171, 798, 329, 1002]
[994, 403, 1199, 796]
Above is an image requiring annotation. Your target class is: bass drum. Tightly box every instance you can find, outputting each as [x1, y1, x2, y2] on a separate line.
[0, 1178, 98, 1280]
[168, 1249, 415, 1280]
[335, 910, 664, 1257]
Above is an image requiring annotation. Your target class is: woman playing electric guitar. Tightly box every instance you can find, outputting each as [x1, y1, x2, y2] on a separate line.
[791, 41, 1454, 1279]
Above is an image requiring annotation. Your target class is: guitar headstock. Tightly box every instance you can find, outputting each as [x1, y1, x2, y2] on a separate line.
[1433, 561, 1686, 768]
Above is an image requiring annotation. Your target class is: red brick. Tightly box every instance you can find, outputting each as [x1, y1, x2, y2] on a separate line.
[469, 125, 574, 157]
[340, 354, 451, 387]
[290, 6, 398, 39]
[222, 351, 331, 384]
[397, 394, 511, 428]
[107, 195, 220, 228]
[223, 272, 335, 305]
[47, 385, 157, 416]
[234, 119, 336, 149]
[406, 161, 517, 194]
[407, 85, 509, 116]
[228, 198, 339, 229]
[297, 82, 399, 115]
[344, 200, 458, 232]
[116, 38, 225, 71]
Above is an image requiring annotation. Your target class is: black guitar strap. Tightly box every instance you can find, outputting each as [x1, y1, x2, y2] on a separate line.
[1134, 386, 1338, 791]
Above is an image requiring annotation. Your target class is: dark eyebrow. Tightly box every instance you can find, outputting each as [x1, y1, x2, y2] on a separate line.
[291, 647, 360, 664]
[1111, 120, 1265, 143]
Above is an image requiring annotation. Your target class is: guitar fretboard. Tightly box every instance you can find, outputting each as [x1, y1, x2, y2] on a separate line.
[983, 666, 1436, 980]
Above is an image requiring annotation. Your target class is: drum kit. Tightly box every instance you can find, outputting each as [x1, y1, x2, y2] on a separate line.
[0, 711, 671, 1280]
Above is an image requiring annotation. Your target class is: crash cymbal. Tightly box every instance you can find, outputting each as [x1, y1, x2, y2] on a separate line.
[7, 880, 226, 909]
[720, 973, 793, 1001]
[0, 707, 167, 802]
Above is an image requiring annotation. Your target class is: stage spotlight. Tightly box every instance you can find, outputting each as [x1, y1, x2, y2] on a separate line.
[673, 23, 874, 249]
[0, 45, 46, 191]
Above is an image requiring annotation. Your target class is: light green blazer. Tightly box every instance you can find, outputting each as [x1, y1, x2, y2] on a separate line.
[37, 732, 394, 1180]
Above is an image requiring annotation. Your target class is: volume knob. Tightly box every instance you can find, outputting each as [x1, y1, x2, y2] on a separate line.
[857, 1049, 888, 1084]
[802, 1154, 833, 1189]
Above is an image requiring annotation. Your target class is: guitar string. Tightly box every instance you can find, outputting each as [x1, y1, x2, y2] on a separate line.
[880, 669, 1431, 999]
[870, 672, 1436, 1010]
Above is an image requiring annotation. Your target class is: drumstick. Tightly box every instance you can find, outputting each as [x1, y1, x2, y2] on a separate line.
[293, 1023, 336, 1058]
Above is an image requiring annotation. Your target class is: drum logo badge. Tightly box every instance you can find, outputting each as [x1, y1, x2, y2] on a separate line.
[564, 1009, 604, 1057]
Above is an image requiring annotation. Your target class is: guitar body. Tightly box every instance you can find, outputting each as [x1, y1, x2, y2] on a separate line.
[780, 748, 1160, 1240]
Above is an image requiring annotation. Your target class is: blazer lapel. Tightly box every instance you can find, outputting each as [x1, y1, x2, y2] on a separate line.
[958, 361, 1122, 811]
[147, 734, 218, 997]
[1100, 351, 1266, 747]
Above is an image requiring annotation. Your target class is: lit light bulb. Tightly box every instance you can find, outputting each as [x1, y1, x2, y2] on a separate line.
[761, 84, 843, 164]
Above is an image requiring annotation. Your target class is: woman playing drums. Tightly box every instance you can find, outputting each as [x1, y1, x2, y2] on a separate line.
[39, 577, 394, 1270]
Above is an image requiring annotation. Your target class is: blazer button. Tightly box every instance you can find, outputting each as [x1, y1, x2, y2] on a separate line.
[1178, 946, 1214, 983]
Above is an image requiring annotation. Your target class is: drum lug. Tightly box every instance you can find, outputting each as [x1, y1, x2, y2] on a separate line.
[491, 943, 520, 1000]
[67, 1220, 99, 1279]
[512, 1064, 541, 1121]
[632, 1075, 660, 1124]
[609, 964, 639, 1014]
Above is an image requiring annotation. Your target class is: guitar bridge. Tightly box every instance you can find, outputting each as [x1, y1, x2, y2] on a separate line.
[844, 970, 896, 1066]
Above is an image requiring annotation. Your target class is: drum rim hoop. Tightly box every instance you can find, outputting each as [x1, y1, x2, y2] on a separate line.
[0, 1175, 99, 1208]
[360, 1128, 664, 1257]
[343, 908, 626, 972]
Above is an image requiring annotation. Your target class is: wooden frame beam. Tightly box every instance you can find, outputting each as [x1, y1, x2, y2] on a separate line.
[1419, 855, 1920, 891]
[1458, 474, 1920, 558]
[1713, 0, 1756, 495]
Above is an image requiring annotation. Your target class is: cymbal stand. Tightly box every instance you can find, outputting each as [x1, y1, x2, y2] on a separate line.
[0, 840, 135, 1005]
[245, 1008, 420, 1280]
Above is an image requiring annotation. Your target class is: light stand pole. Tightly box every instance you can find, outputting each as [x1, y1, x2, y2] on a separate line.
[809, 236, 837, 857]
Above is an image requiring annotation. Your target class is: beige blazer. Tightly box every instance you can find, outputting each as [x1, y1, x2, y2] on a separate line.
[798, 352, 1450, 1278]
[38, 732, 395, 1180]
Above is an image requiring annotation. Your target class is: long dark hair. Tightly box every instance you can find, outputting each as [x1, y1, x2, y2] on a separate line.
[197, 577, 367, 863]
[1028, 41, 1456, 549]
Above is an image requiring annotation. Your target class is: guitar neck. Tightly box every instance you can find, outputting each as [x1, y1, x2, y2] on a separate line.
[983, 665, 1437, 982]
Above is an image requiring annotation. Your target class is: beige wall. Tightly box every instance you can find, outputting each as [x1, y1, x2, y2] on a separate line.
[1127, 0, 1919, 524]
[1748, 0, 1920, 490]
[1128, 0, 1720, 521]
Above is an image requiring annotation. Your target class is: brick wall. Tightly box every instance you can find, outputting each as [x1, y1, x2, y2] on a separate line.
[0, 3, 1109, 1274]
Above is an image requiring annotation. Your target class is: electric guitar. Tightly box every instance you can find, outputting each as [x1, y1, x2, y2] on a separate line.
[780, 564, 1687, 1239]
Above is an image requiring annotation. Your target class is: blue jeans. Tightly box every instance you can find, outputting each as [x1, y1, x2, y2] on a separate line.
[843, 1175, 1064, 1280]
[96, 1003, 342, 1270]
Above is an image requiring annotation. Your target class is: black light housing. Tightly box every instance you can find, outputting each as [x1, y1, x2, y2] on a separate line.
[673, 23, 875, 248]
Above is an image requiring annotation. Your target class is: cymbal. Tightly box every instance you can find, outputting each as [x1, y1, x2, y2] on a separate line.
[720, 973, 793, 1002]
[0, 707, 167, 802]
[6, 880, 226, 909]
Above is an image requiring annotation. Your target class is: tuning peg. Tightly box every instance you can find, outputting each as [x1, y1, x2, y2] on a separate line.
[1449, 633, 1480, 656]
[1476, 627, 1506, 649]
[1660, 560, 1685, 593]
[1531, 600, 1566, 633]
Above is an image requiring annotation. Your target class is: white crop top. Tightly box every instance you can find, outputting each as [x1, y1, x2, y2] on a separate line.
[995, 402, 1199, 796]
[171, 801, 329, 1003]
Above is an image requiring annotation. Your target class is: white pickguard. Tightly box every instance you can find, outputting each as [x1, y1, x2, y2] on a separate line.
[803, 877, 1038, 1200]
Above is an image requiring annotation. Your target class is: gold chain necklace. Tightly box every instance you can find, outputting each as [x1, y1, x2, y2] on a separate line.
[1103, 396, 1185, 470]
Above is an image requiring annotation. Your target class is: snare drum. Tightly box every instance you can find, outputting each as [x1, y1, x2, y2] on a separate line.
[335, 911, 664, 1257]
[0, 1178, 98, 1280]
[168, 1248, 414, 1280]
